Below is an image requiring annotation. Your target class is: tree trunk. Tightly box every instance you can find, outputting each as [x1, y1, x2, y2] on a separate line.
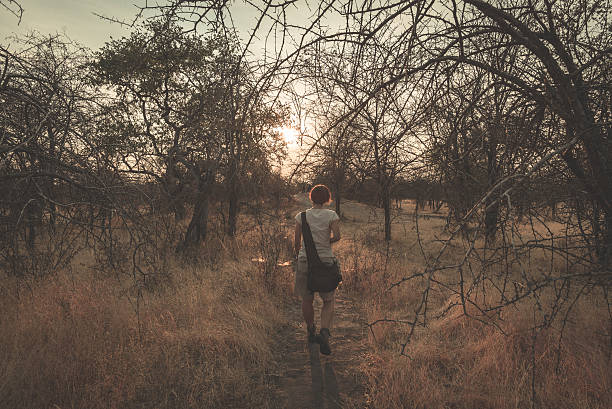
[599, 209, 612, 268]
[382, 187, 392, 241]
[182, 189, 210, 248]
[26, 223, 36, 249]
[174, 201, 186, 222]
[48, 203, 56, 233]
[485, 140, 499, 246]
[46, 126, 57, 233]
[227, 188, 238, 237]
[25, 200, 41, 249]
[563, 143, 612, 268]
[165, 157, 185, 221]
[484, 199, 499, 246]
[226, 153, 239, 237]
[179, 162, 215, 251]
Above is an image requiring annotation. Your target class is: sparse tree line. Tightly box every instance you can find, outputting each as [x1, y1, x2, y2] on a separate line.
[0, 12, 291, 283]
[2, 0, 610, 375]
[280, 0, 611, 380]
[299, 0, 610, 257]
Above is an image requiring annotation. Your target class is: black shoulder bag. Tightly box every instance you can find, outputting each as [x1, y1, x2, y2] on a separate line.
[301, 212, 342, 292]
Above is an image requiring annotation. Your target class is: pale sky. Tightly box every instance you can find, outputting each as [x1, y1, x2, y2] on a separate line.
[0, 1, 337, 53]
[0, 1, 144, 49]
[0, 0, 341, 165]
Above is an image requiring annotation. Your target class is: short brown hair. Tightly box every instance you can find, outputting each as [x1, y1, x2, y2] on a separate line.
[309, 184, 331, 205]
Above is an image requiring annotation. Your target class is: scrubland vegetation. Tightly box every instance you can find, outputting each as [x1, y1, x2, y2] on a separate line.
[0, 219, 290, 408]
[0, 195, 610, 408]
[2, 0, 611, 408]
[333, 200, 611, 409]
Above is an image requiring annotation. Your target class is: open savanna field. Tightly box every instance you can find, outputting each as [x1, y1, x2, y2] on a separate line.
[3, 1, 611, 408]
[332, 198, 611, 409]
[1, 194, 609, 409]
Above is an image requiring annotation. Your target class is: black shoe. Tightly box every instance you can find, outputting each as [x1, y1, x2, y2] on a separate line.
[319, 328, 331, 355]
[307, 324, 318, 343]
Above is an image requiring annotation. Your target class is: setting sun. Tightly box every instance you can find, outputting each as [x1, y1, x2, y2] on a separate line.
[276, 126, 299, 145]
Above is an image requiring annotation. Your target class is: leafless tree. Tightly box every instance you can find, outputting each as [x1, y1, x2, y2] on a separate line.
[0, 34, 101, 276]
[299, 20, 430, 239]
[257, 3, 612, 405]
[425, 60, 548, 243]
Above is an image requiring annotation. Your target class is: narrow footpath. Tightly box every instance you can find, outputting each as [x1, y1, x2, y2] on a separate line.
[272, 291, 371, 409]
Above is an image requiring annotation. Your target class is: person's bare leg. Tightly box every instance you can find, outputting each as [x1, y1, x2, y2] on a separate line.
[302, 296, 317, 343]
[302, 297, 315, 327]
[320, 297, 335, 329]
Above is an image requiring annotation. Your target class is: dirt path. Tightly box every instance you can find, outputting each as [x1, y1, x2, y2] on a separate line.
[273, 292, 370, 409]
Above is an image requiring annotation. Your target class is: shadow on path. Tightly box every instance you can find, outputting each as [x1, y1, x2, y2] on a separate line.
[275, 258, 368, 408]
[323, 362, 341, 408]
[308, 343, 342, 408]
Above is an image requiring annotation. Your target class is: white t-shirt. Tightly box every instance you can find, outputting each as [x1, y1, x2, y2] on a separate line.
[295, 208, 340, 261]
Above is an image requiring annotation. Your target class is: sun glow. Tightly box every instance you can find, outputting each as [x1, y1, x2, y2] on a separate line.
[276, 127, 299, 145]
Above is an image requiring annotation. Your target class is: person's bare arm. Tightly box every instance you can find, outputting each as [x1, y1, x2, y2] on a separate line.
[294, 221, 301, 258]
[330, 219, 341, 244]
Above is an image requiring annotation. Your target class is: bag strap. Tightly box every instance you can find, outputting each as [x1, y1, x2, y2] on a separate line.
[301, 211, 323, 266]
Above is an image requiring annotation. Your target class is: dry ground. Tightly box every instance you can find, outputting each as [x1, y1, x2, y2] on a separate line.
[272, 293, 370, 409]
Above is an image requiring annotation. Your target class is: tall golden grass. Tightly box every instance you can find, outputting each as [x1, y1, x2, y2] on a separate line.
[335, 200, 611, 409]
[1, 197, 609, 408]
[362, 301, 611, 409]
[0, 242, 288, 409]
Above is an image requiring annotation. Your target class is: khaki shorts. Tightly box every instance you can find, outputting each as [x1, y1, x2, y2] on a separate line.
[294, 257, 336, 301]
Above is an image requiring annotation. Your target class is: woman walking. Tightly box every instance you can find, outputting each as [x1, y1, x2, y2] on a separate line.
[293, 184, 341, 355]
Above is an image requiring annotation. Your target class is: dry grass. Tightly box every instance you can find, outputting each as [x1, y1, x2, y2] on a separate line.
[1, 196, 609, 408]
[333, 198, 611, 409]
[363, 299, 611, 409]
[0, 246, 287, 409]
